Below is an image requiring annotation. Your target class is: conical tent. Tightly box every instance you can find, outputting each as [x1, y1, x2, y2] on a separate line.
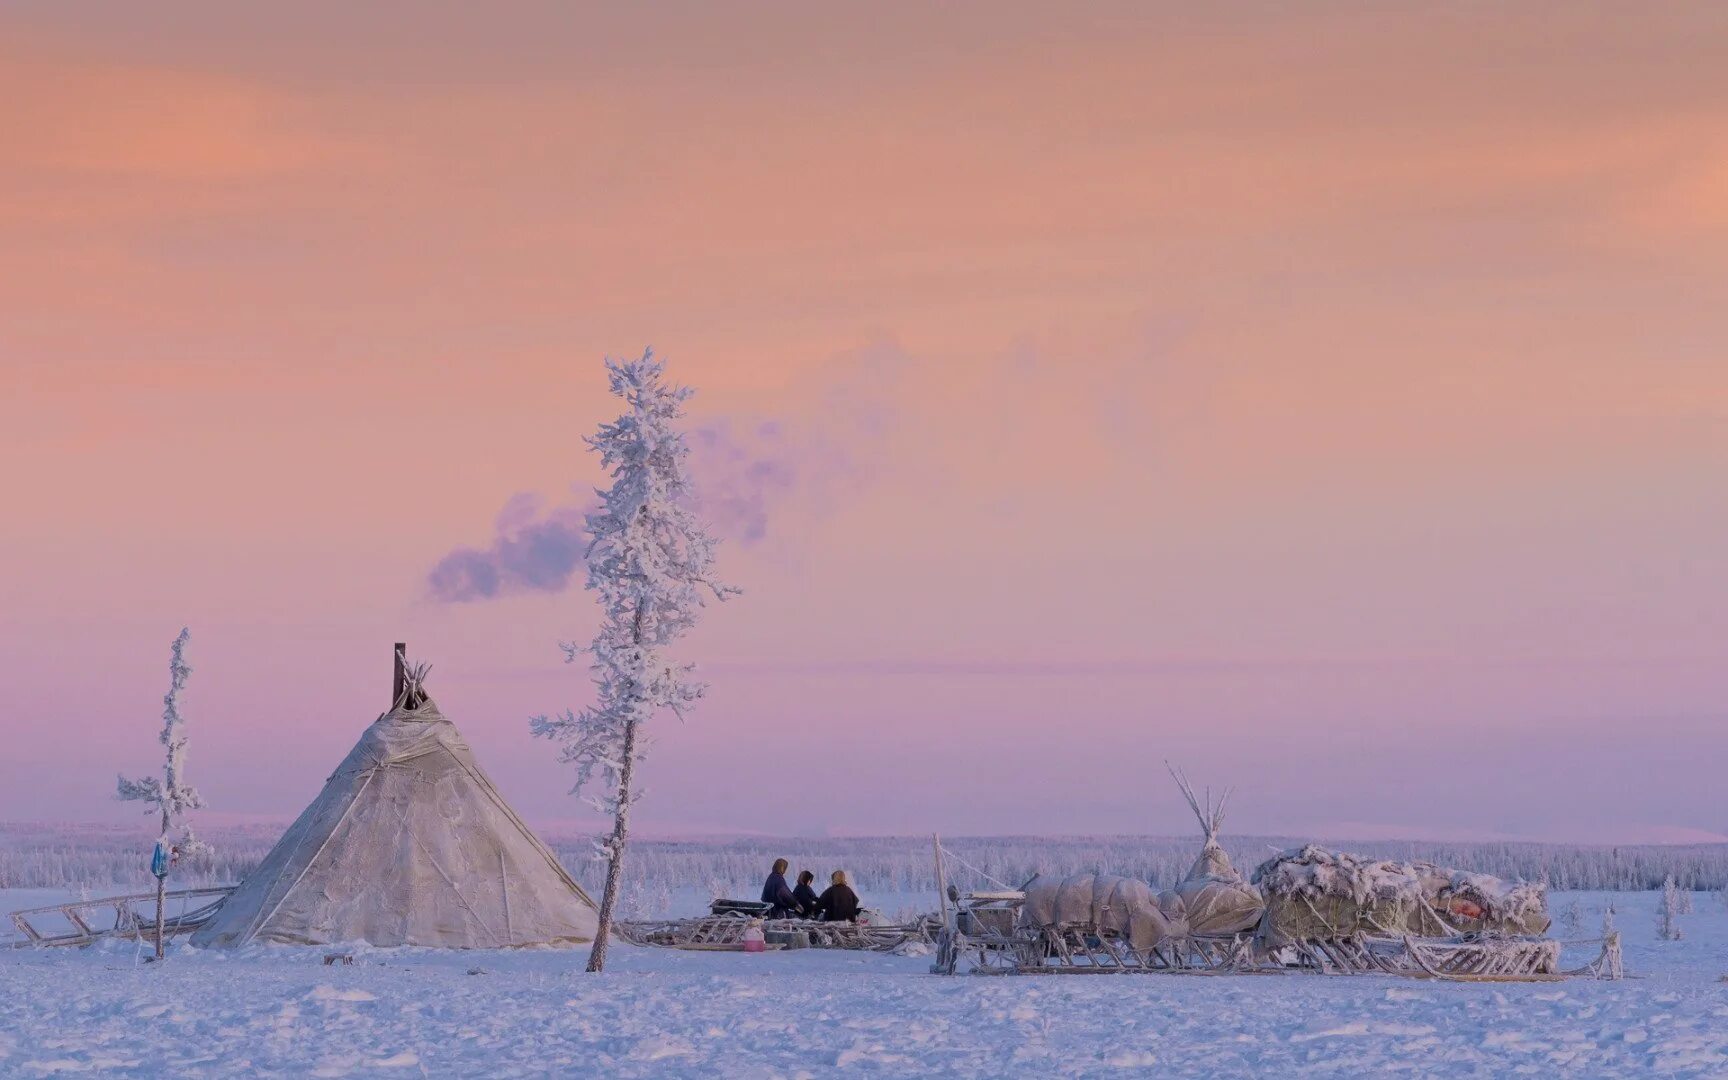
[194, 655, 598, 948]
[1166, 763, 1264, 936]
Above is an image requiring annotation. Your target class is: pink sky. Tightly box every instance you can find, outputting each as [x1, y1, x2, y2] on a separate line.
[3, 3, 1726, 842]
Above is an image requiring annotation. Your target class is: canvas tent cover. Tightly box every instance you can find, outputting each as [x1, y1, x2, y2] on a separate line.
[1167, 766, 1265, 936]
[194, 696, 598, 948]
[1174, 856, 1264, 937]
[1252, 845, 1550, 947]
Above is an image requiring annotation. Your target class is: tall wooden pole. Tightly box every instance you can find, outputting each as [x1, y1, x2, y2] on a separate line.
[933, 833, 951, 931]
[153, 807, 169, 960]
[393, 642, 407, 707]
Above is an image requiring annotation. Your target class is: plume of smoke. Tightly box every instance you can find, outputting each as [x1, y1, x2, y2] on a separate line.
[428, 344, 905, 603]
[427, 495, 595, 603]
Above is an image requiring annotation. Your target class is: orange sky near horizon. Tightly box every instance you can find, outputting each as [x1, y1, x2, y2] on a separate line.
[3, 2, 1727, 842]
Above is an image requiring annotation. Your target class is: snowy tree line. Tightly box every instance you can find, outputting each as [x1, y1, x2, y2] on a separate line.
[6, 824, 1728, 895]
[591, 835, 1728, 897]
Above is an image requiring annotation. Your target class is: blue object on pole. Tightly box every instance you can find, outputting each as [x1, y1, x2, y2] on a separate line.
[150, 840, 170, 878]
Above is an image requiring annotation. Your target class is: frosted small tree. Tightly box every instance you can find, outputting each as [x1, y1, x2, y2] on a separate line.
[531, 351, 737, 972]
[116, 628, 209, 959]
[1658, 875, 1684, 941]
[1560, 898, 1583, 937]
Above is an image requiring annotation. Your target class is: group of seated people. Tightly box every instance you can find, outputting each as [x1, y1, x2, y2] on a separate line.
[759, 858, 862, 922]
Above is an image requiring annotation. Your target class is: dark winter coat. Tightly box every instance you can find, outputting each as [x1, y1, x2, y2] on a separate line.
[761, 872, 797, 918]
[792, 882, 820, 917]
[815, 882, 861, 923]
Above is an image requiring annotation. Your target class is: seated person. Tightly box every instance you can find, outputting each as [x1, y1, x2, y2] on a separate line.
[792, 870, 820, 918]
[815, 869, 862, 923]
[759, 858, 798, 919]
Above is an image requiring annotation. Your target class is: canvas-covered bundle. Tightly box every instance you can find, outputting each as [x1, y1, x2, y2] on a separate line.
[1252, 845, 1549, 946]
[1167, 766, 1265, 936]
[1019, 873, 1182, 950]
[1416, 867, 1550, 937]
[1175, 863, 1264, 937]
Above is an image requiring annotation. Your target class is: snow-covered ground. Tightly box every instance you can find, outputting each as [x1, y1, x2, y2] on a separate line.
[2, 889, 1724, 1077]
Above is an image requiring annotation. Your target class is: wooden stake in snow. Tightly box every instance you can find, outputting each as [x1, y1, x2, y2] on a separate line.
[531, 351, 738, 973]
[933, 834, 952, 932]
[116, 628, 209, 960]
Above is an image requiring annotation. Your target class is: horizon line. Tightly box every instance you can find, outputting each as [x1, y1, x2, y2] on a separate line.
[4, 819, 1724, 850]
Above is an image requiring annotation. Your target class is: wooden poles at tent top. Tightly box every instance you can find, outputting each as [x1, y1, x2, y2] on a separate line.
[1166, 760, 1232, 841]
[391, 643, 432, 710]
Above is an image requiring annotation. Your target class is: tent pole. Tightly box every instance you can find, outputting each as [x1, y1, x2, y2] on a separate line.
[932, 833, 952, 931]
[393, 642, 407, 706]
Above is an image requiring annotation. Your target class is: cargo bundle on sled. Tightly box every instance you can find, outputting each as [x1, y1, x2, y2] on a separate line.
[933, 767, 1263, 975]
[1247, 845, 1619, 979]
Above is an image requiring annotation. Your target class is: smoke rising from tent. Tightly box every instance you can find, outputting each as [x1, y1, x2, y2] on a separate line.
[427, 495, 596, 602]
[428, 416, 882, 603]
[426, 345, 905, 603]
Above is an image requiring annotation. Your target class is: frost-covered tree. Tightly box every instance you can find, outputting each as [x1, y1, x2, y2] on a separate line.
[1560, 898, 1583, 937]
[1658, 875, 1683, 941]
[531, 351, 737, 972]
[116, 628, 209, 959]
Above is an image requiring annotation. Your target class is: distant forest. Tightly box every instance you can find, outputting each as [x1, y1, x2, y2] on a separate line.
[3, 823, 1724, 896]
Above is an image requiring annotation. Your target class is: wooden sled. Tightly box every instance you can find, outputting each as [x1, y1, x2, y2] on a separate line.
[8, 886, 234, 948]
[618, 913, 937, 952]
[935, 920, 1257, 977]
[1287, 933, 1548, 980]
[932, 885, 1624, 982]
[938, 922, 1623, 981]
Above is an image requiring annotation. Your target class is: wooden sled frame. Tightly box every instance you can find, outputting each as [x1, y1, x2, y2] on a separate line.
[935, 922, 1256, 976]
[618, 913, 938, 952]
[931, 884, 1624, 982]
[1281, 932, 1623, 981]
[8, 886, 235, 949]
[936, 921, 1624, 981]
